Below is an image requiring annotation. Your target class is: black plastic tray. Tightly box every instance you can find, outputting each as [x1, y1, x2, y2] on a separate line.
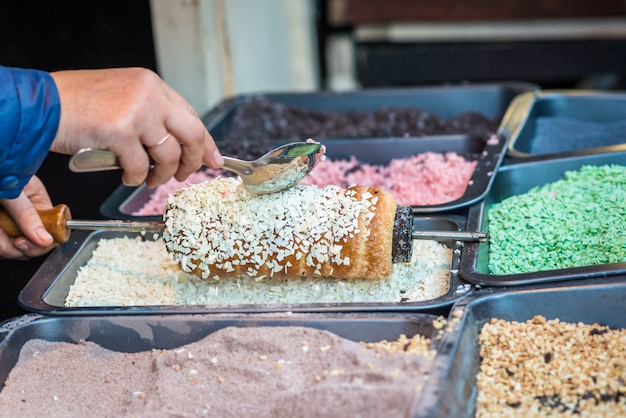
[460, 150, 626, 286]
[504, 89, 626, 161]
[100, 83, 538, 219]
[0, 311, 440, 391]
[419, 277, 626, 418]
[19, 216, 472, 316]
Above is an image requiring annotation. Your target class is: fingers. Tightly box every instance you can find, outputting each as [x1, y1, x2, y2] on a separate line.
[159, 85, 224, 171]
[113, 72, 223, 187]
[51, 67, 223, 188]
[0, 234, 55, 259]
[143, 100, 223, 187]
[0, 229, 28, 260]
[105, 134, 152, 187]
[0, 192, 56, 260]
[201, 130, 224, 170]
[143, 132, 181, 188]
[1, 193, 54, 246]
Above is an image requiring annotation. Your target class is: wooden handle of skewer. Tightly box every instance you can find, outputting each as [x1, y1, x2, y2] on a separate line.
[0, 204, 72, 244]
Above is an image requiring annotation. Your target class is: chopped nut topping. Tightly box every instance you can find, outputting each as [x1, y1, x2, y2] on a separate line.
[361, 333, 432, 355]
[432, 317, 446, 330]
[476, 315, 626, 417]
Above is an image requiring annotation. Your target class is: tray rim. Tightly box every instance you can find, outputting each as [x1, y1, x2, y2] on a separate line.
[19, 215, 473, 316]
[459, 151, 626, 286]
[416, 276, 626, 418]
[204, 81, 540, 114]
[0, 311, 444, 344]
[0, 310, 447, 413]
[505, 89, 626, 159]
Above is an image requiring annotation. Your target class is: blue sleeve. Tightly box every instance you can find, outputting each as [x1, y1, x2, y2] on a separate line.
[0, 65, 61, 199]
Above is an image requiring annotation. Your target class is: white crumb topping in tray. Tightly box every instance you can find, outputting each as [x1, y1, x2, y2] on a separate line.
[64, 236, 451, 307]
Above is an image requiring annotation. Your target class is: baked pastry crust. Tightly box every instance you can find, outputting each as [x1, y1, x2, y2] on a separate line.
[164, 178, 398, 280]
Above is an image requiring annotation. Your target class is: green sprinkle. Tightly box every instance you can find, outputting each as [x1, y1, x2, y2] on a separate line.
[487, 164, 626, 275]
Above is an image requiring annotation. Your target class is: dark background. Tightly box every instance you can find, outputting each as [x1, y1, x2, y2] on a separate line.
[1, 0, 625, 320]
[319, 0, 626, 89]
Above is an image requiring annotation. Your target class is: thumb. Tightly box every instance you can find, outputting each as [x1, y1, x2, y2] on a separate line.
[0, 193, 54, 247]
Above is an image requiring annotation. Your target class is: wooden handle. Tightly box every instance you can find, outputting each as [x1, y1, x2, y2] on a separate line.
[0, 204, 72, 244]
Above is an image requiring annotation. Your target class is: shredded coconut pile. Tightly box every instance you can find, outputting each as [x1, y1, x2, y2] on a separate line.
[64, 236, 452, 307]
[132, 169, 229, 216]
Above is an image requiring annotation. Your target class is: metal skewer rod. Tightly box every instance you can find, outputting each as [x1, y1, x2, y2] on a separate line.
[66, 220, 165, 233]
[412, 230, 487, 242]
[1, 204, 488, 244]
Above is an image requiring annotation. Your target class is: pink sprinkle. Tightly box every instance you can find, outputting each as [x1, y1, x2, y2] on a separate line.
[486, 135, 499, 145]
[302, 152, 476, 206]
[132, 152, 477, 215]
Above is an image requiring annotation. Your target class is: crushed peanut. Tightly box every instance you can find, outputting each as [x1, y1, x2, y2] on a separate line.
[432, 316, 447, 330]
[452, 308, 464, 318]
[361, 333, 433, 356]
[476, 315, 626, 417]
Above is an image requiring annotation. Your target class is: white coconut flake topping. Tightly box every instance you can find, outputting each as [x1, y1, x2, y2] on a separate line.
[163, 178, 377, 278]
[65, 236, 451, 307]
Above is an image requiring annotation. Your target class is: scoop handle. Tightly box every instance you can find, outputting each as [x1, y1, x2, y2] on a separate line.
[0, 204, 72, 244]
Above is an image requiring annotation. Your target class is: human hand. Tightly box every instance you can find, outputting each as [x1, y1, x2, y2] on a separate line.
[49, 67, 223, 188]
[0, 176, 56, 259]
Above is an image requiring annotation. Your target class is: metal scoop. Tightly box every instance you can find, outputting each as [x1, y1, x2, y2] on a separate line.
[68, 141, 326, 195]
